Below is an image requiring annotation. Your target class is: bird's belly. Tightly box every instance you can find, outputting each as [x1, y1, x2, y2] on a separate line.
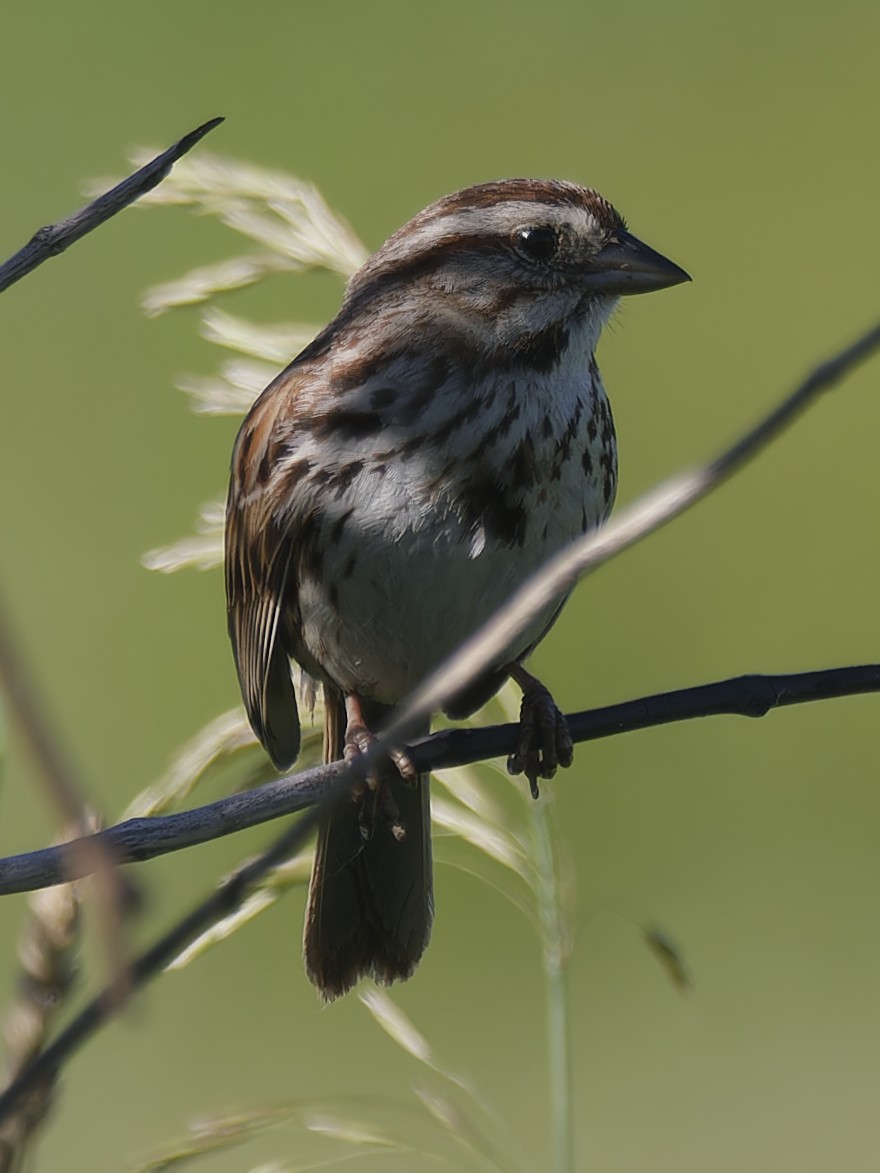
[294, 448, 613, 705]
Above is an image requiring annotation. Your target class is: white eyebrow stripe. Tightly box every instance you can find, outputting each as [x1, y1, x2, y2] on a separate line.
[381, 202, 601, 264]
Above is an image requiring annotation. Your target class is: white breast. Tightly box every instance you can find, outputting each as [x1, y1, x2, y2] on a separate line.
[285, 327, 617, 704]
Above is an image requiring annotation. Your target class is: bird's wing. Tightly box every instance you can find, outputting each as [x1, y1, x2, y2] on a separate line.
[225, 372, 303, 771]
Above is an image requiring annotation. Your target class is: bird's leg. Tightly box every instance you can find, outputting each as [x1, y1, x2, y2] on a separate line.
[506, 663, 574, 799]
[343, 692, 412, 841]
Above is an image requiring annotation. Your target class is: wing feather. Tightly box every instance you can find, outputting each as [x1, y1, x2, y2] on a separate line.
[225, 379, 302, 770]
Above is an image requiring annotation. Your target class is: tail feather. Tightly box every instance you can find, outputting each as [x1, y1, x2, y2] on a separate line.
[304, 686, 433, 1000]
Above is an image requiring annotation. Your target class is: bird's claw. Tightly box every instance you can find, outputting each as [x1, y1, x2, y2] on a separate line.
[344, 718, 411, 841]
[506, 678, 573, 799]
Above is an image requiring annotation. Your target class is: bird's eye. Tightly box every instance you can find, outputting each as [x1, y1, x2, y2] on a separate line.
[513, 225, 559, 262]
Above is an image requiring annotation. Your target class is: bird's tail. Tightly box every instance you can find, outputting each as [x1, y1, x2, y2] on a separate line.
[303, 685, 434, 1000]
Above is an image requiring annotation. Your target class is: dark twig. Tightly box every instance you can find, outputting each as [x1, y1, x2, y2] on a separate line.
[0, 309, 875, 1126]
[0, 118, 225, 1118]
[0, 664, 878, 898]
[0, 808, 328, 1127]
[377, 319, 880, 754]
[0, 664, 878, 1124]
[0, 117, 223, 294]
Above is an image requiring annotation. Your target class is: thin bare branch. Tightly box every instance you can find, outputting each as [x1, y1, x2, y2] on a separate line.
[0, 804, 329, 1126]
[378, 318, 880, 753]
[0, 664, 877, 898]
[0, 117, 224, 293]
[0, 116, 224, 1030]
[0, 318, 876, 1125]
[0, 657, 874, 1130]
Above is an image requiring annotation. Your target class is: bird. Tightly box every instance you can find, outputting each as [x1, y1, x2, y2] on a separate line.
[225, 178, 689, 999]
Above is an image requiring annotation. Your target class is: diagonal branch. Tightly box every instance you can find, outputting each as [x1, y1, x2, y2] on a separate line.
[0, 315, 876, 1126]
[377, 318, 880, 754]
[0, 115, 225, 998]
[0, 812, 319, 1128]
[0, 117, 223, 294]
[0, 664, 878, 898]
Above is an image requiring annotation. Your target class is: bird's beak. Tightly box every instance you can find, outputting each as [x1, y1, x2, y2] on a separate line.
[583, 230, 691, 295]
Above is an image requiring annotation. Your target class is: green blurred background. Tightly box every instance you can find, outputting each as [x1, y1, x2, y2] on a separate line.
[2, 0, 880, 1168]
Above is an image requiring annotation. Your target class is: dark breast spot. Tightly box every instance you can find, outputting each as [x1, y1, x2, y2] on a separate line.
[399, 435, 423, 460]
[332, 460, 364, 496]
[396, 380, 436, 426]
[369, 387, 397, 411]
[394, 354, 451, 427]
[316, 410, 384, 440]
[296, 514, 324, 582]
[332, 348, 392, 393]
[280, 456, 313, 487]
[455, 475, 527, 548]
[495, 400, 522, 440]
[511, 320, 569, 374]
[237, 416, 288, 488]
[427, 395, 485, 447]
[510, 437, 537, 488]
[330, 507, 355, 545]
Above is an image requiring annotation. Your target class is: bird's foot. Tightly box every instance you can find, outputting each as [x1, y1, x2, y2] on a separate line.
[344, 693, 413, 841]
[506, 663, 574, 799]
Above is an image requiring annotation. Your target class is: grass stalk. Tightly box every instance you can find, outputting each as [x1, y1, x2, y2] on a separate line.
[530, 796, 572, 1173]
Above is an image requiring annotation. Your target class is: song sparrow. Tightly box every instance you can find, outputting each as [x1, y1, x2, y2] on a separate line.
[225, 178, 689, 999]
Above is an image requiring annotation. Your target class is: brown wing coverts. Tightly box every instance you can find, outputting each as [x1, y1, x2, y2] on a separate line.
[225, 378, 301, 770]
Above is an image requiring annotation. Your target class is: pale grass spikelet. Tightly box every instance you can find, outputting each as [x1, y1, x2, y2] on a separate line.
[143, 252, 296, 316]
[430, 759, 509, 823]
[302, 1113, 401, 1148]
[359, 985, 527, 1173]
[123, 708, 258, 819]
[96, 150, 368, 314]
[129, 1103, 297, 1172]
[142, 499, 226, 574]
[165, 854, 312, 972]
[358, 986, 433, 1067]
[174, 308, 319, 417]
[200, 307, 318, 364]
[132, 1097, 441, 1172]
[134, 159, 368, 576]
[176, 360, 278, 417]
[0, 835, 85, 1170]
[412, 1087, 513, 1173]
[430, 792, 527, 877]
